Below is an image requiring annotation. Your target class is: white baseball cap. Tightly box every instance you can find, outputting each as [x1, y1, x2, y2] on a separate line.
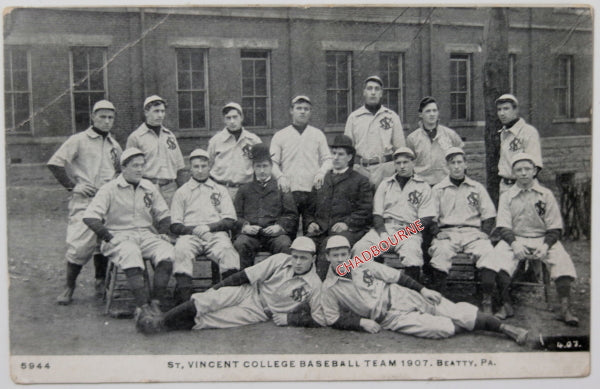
[143, 95, 166, 108]
[495, 93, 519, 106]
[444, 147, 465, 160]
[290, 237, 316, 253]
[222, 102, 243, 115]
[189, 148, 210, 161]
[325, 235, 351, 250]
[364, 75, 383, 87]
[120, 147, 145, 165]
[92, 100, 115, 113]
[511, 152, 541, 168]
[392, 146, 416, 160]
[291, 95, 312, 105]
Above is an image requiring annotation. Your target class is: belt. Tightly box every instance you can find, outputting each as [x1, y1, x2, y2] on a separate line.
[143, 177, 175, 186]
[357, 154, 393, 167]
[500, 177, 516, 185]
[384, 217, 408, 226]
[210, 176, 243, 188]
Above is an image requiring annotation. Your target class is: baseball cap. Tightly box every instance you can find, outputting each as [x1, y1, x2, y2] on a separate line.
[418, 96, 437, 112]
[444, 147, 465, 161]
[325, 235, 351, 250]
[495, 94, 519, 106]
[120, 147, 145, 165]
[143, 95, 166, 108]
[222, 102, 243, 116]
[364, 75, 383, 87]
[392, 146, 416, 160]
[290, 237, 316, 253]
[92, 100, 115, 113]
[291, 95, 312, 105]
[511, 152, 541, 168]
[189, 148, 210, 161]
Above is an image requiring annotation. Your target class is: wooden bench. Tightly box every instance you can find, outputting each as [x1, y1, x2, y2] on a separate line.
[103, 258, 151, 315]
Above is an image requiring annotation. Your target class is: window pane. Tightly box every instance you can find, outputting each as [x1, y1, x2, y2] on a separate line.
[5, 94, 13, 127]
[192, 71, 204, 90]
[326, 63, 336, 89]
[177, 51, 190, 71]
[88, 50, 104, 68]
[74, 70, 89, 90]
[242, 78, 254, 95]
[178, 92, 191, 110]
[255, 77, 267, 95]
[326, 92, 337, 123]
[255, 60, 266, 77]
[178, 109, 191, 129]
[12, 50, 28, 69]
[242, 61, 254, 79]
[178, 71, 190, 90]
[13, 70, 28, 91]
[89, 71, 104, 90]
[191, 51, 203, 70]
[192, 92, 205, 128]
[72, 53, 87, 71]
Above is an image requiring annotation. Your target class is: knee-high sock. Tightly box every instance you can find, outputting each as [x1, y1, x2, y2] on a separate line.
[555, 276, 573, 299]
[153, 261, 173, 300]
[124, 267, 149, 307]
[93, 254, 108, 280]
[66, 262, 82, 289]
[497, 270, 512, 303]
[163, 300, 197, 331]
[174, 273, 194, 302]
[479, 268, 496, 295]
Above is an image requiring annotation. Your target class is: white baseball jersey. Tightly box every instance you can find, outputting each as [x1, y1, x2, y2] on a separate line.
[208, 128, 262, 184]
[498, 118, 543, 179]
[344, 105, 405, 159]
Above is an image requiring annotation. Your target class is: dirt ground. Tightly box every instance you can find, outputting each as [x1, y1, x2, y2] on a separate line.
[6, 185, 591, 356]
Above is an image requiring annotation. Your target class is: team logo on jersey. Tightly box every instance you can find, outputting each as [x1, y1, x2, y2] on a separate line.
[535, 200, 546, 217]
[143, 192, 153, 208]
[210, 192, 221, 207]
[509, 137, 523, 152]
[290, 285, 309, 302]
[467, 192, 480, 208]
[166, 137, 177, 150]
[379, 116, 393, 130]
[407, 190, 423, 205]
[363, 270, 374, 287]
[110, 148, 119, 170]
[242, 144, 252, 159]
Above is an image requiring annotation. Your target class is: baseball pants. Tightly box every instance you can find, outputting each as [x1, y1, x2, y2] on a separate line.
[234, 233, 291, 269]
[191, 284, 269, 329]
[429, 227, 494, 274]
[100, 229, 174, 270]
[380, 284, 478, 339]
[354, 161, 396, 189]
[478, 236, 577, 280]
[173, 232, 240, 276]
[352, 224, 424, 267]
[65, 193, 101, 266]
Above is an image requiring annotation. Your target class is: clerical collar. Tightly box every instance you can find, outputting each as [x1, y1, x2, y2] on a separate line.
[292, 123, 307, 134]
[504, 118, 520, 130]
[333, 167, 349, 175]
[146, 123, 162, 135]
[365, 103, 381, 115]
[227, 128, 242, 141]
[91, 126, 109, 139]
[395, 174, 411, 190]
[450, 176, 465, 187]
[192, 176, 209, 184]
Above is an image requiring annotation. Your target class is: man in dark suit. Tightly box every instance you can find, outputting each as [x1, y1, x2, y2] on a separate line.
[306, 135, 373, 279]
[233, 143, 298, 269]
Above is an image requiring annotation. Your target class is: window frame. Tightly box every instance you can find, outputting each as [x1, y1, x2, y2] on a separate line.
[508, 53, 517, 96]
[240, 49, 271, 129]
[4, 46, 33, 134]
[554, 55, 574, 119]
[68, 46, 108, 133]
[449, 53, 472, 121]
[379, 51, 404, 120]
[325, 51, 353, 125]
[175, 47, 210, 130]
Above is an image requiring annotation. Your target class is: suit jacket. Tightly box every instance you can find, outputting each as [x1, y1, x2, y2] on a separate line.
[234, 178, 298, 234]
[306, 169, 373, 233]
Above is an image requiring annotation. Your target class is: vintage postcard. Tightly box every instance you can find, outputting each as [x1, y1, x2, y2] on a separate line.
[1, 0, 594, 384]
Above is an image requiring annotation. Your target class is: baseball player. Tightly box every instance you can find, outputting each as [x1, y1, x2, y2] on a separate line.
[82, 148, 175, 314]
[496, 94, 543, 193]
[207, 102, 262, 200]
[126, 95, 185, 205]
[478, 153, 579, 325]
[270, 95, 333, 234]
[428, 147, 497, 298]
[233, 143, 297, 269]
[321, 235, 530, 345]
[305, 134, 373, 280]
[48, 100, 122, 305]
[406, 96, 464, 186]
[344, 75, 405, 188]
[169, 149, 240, 303]
[134, 237, 326, 334]
[351, 147, 436, 281]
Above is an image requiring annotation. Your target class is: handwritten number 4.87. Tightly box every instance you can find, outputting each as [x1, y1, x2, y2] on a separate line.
[557, 340, 580, 349]
[21, 363, 50, 369]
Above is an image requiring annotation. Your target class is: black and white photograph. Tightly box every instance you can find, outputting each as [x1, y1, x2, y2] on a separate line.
[1, 0, 595, 384]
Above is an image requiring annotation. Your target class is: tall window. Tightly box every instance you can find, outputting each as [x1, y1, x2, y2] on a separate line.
[176, 48, 208, 129]
[449, 53, 471, 121]
[508, 54, 517, 95]
[555, 55, 573, 118]
[70, 47, 107, 132]
[241, 50, 270, 127]
[4, 47, 32, 133]
[326, 51, 352, 124]
[379, 52, 404, 118]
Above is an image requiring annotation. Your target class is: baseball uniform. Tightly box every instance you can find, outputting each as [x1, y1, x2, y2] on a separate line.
[126, 123, 185, 205]
[171, 178, 240, 276]
[479, 181, 576, 280]
[429, 176, 496, 273]
[344, 105, 405, 187]
[321, 261, 478, 339]
[352, 175, 435, 267]
[48, 127, 122, 266]
[498, 118, 543, 193]
[406, 124, 464, 186]
[190, 253, 325, 329]
[207, 127, 262, 200]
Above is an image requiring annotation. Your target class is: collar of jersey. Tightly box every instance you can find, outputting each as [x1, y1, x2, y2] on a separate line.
[188, 177, 216, 190]
[507, 179, 544, 199]
[437, 175, 476, 189]
[140, 123, 171, 136]
[356, 105, 389, 117]
[498, 117, 524, 134]
[116, 174, 152, 190]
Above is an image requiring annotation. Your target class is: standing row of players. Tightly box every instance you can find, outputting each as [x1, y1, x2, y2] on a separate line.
[47, 75, 578, 342]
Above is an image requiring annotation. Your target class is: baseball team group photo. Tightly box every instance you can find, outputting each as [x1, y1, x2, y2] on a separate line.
[4, 6, 591, 365]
